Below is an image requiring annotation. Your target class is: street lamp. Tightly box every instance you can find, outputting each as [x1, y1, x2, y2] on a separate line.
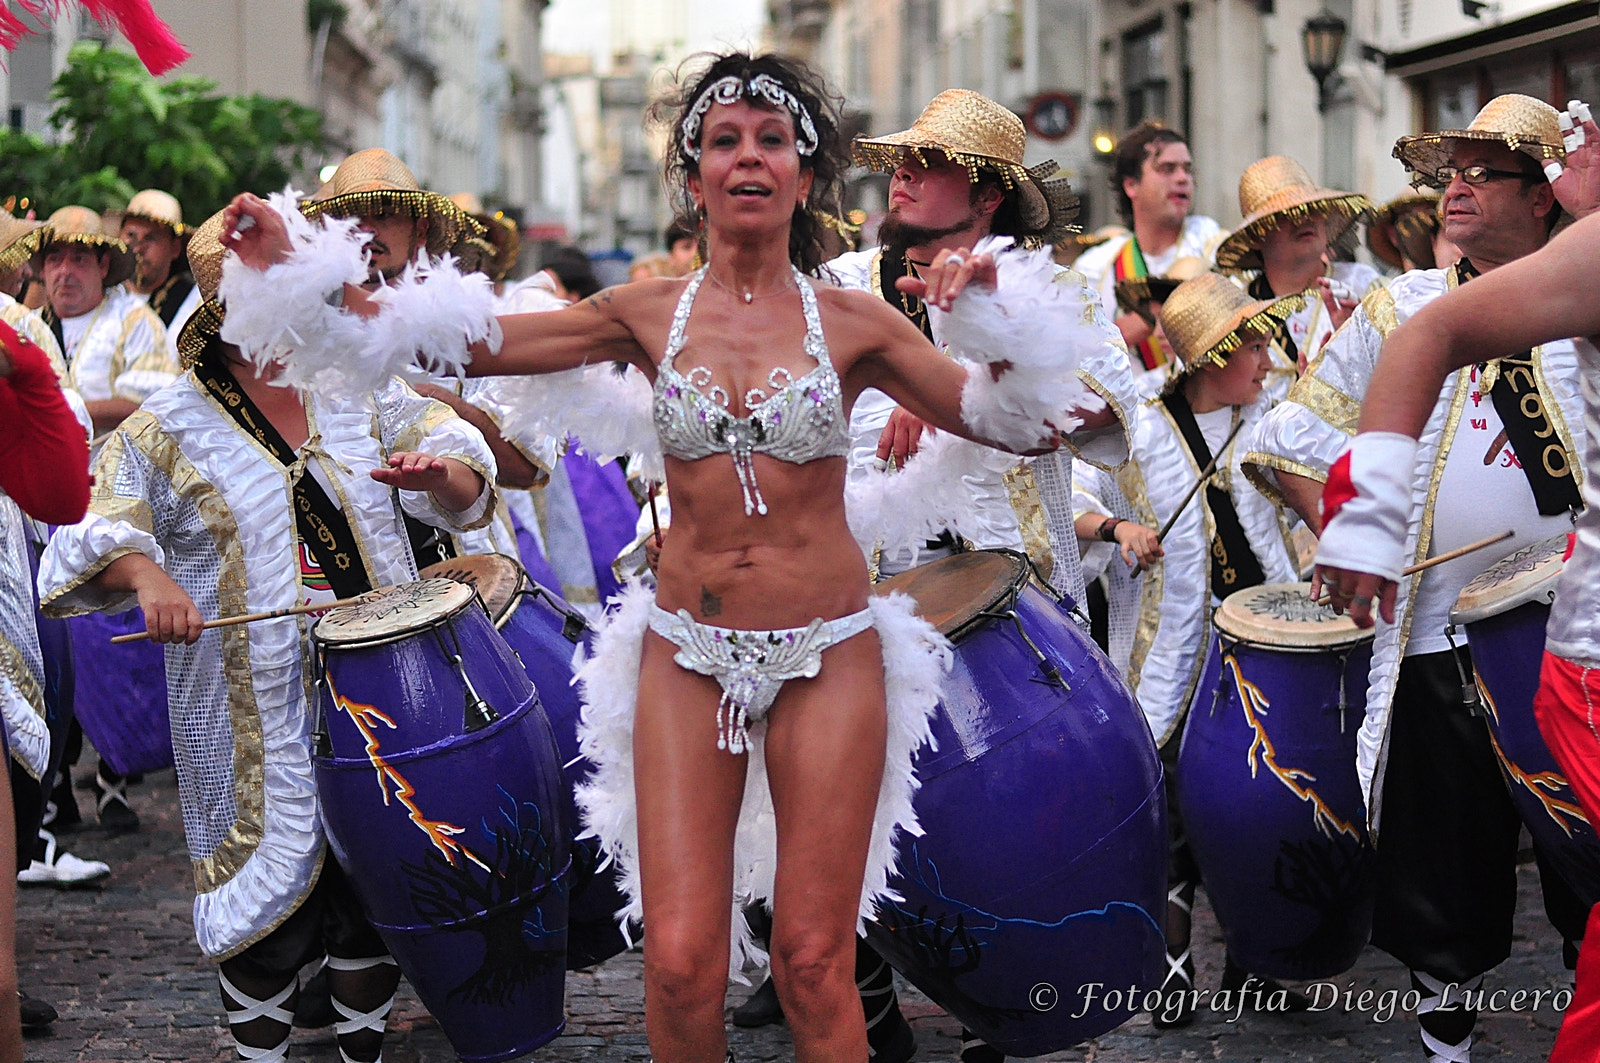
[1302, 9, 1348, 113]
[1091, 95, 1118, 156]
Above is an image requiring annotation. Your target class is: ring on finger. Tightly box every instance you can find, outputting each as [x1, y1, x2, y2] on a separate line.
[945, 253, 966, 268]
[1351, 594, 1372, 607]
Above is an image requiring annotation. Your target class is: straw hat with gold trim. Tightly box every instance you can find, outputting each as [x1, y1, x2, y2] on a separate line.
[174, 209, 230, 370]
[852, 89, 1080, 247]
[121, 188, 188, 238]
[1214, 156, 1372, 273]
[302, 149, 485, 258]
[1366, 189, 1441, 270]
[1160, 272, 1306, 381]
[448, 193, 521, 282]
[1393, 94, 1565, 188]
[1114, 255, 1209, 318]
[0, 211, 45, 274]
[31, 206, 136, 288]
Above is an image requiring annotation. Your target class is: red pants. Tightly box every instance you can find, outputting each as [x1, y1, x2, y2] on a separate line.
[1534, 652, 1600, 1063]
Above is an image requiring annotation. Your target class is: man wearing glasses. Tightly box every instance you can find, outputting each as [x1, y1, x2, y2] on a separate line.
[1242, 94, 1587, 1063]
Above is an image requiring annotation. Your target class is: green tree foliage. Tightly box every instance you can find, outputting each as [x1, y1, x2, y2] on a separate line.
[0, 42, 325, 220]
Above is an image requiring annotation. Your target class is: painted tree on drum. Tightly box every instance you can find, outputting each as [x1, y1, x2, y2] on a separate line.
[1270, 835, 1375, 970]
[870, 903, 1032, 1030]
[402, 791, 566, 1007]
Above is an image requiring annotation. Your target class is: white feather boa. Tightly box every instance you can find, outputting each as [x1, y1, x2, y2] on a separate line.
[929, 236, 1105, 452]
[218, 190, 499, 397]
[571, 581, 948, 981]
[845, 430, 1003, 563]
[486, 362, 664, 480]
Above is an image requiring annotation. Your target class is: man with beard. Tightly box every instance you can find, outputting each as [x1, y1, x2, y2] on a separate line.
[119, 189, 200, 362]
[727, 88, 1137, 1063]
[1245, 95, 1590, 1063]
[1074, 122, 1222, 380]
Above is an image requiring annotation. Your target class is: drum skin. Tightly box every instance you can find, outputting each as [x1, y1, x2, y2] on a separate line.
[496, 583, 635, 969]
[1467, 602, 1600, 906]
[863, 575, 1166, 1055]
[1178, 633, 1375, 980]
[67, 609, 173, 775]
[315, 596, 572, 1063]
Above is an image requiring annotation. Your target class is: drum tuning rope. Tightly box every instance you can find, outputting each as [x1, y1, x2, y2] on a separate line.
[431, 622, 500, 732]
[1441, 624, 1484, 717]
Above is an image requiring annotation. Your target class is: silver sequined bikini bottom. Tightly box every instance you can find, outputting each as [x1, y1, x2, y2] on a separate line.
[647, 604, 875, 754]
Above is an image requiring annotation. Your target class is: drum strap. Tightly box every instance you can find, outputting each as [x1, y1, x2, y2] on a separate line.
[1454, 260, 1582, 517]
[1162, 392, 1266, 596]
[193, 342, 372, 600]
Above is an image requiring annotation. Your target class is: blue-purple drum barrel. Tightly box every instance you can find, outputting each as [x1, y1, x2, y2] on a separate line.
[419, 554, 634, 969]
[313, 580, 571, 1063]
[1178, 583, 1375, 980]
[67, 609, 173, 775]
[1452, 535, 1600, 906]
[864, 551, 1166, 1056]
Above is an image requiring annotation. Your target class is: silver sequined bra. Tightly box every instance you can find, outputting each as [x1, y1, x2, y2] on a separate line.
[652, 266, 849, 515]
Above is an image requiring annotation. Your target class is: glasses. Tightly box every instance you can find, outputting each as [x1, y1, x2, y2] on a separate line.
[1431, 164, 1528, 186]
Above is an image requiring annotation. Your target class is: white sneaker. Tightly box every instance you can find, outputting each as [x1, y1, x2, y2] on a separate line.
[17, 830, 110, 887]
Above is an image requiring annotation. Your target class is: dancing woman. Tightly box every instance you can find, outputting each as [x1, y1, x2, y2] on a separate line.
[222, 52, 1102, 1063]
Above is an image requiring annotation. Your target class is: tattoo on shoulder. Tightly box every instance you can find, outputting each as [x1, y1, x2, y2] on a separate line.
[700, 586, 722, 617]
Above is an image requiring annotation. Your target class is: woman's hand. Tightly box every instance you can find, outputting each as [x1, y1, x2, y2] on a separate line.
[220, 193, 294, 270]
[875, 407, 929, 468]
[134, 568, 205, 645]
[1117, 521, 1163, 569]
[894, 246, 998, 312]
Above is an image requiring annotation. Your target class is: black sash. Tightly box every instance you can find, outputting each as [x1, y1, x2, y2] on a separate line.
[40, 305, 64, 361]
[1162, 392, 1266, 596]
[877, 250, 933, 341]
[1455, 260, 1583, 516]
[1248, 274, 1298, 365]
[148, 272, 196, 328]
[405, 514, 457, 568]
[192, 342, 373, 599]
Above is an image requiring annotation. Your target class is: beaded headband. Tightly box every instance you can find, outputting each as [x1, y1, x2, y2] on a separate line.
[681, 73, 819, 163]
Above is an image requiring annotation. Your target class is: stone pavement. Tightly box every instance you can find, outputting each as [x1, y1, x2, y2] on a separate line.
[16, 768, 1575, 1062]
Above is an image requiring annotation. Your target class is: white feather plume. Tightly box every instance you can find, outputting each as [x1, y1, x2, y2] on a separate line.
[844, 431, 998, 563]
[929, 235, 1106, 452]
[488, 363, 664, 480]
[362, 253, 499, 388]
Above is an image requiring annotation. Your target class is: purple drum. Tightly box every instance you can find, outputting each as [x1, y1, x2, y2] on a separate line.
[419, 553, 632, 968]
[67, 609, 172, 775]
[313, 579, 571, 1063]
[863, 551, 1166, 1055]
[1451, 534, 1600, 905]
[1178, 583, 1375, 980]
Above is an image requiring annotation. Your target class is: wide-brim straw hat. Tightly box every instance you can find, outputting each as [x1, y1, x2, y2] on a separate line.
[32, 205, 136, 288]
[302, 148, 485, 258]
[1366, 189, 1441, 269]
[121, 188, 187, 237]
[852, 89, 1080, 246]
[1114, 255, 1210, 316]
[449, 193, 521, 282]
[0, 211, 45, 273]
[1160, 272, 1305, 378]
[175, 209, 229, 370]
[1393, 94, 1565, 188]
[1214, 156, 1372, 273]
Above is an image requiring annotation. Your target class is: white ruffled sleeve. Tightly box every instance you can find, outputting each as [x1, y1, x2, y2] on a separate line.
[375, 380, 498, 532]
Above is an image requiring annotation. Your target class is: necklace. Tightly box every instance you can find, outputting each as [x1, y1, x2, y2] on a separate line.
[705, 268, 795, 304]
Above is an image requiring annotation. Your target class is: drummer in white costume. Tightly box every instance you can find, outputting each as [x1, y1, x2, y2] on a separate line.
[1314, 97, 1600, 1063]
[1213, 156, 1380, 395]
[1071, 271, 1302, 1026]
[37, 210, 498, 1063]
[1243, 95, 1588, 1063]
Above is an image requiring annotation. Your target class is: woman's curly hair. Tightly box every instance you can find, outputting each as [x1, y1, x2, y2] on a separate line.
[651, 52, 847, 276]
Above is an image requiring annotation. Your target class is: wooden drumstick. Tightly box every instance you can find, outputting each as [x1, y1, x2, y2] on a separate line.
[109, 594, 372, 644]
[1155, 419, 1246, 545]
[1314, 529, 1516, 606]
[647, 483, 664, 547]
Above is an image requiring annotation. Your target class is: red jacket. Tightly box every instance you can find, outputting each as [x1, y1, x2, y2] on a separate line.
[0, 319, 90, 525]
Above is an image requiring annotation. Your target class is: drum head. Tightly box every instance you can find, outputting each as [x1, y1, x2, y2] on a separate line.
[418, 553, 527, 626]
[872, 550, 1030, 640]
[1449, 533, 1567, 625]
[314, 579, 476, 648]
[1214, 582, 1373, 650]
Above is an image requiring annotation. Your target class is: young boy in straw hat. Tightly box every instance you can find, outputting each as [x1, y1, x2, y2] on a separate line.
[1244, 94, 1589, 1063]
[1072, 271, 1307, 1027]
[37, 207, 499, 1063]
[1214, 156, 1383, 388]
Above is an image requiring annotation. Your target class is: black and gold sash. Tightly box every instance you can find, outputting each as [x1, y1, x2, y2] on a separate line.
[40, 304, 64, 360]
[1248, 274, 1298, 365]
[193, 343, 373, 599]
[1455, 260, 1582, 516]
[1163, 392, 1266, 596]
[148, 272, 196, 329]
[877, 250, 933, 341]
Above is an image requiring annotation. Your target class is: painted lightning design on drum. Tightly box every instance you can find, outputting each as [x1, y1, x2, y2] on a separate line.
[1477, 678, 1592, 836]
[1224, 655, 1361, 841]
[327, 677, 493, 873]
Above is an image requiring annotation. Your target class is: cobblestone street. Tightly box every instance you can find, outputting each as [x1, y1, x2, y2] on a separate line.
[15, 768, 1575, 1062]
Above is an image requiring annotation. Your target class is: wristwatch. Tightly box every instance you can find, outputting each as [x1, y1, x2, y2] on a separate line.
[1097, 517, 1123, 542]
